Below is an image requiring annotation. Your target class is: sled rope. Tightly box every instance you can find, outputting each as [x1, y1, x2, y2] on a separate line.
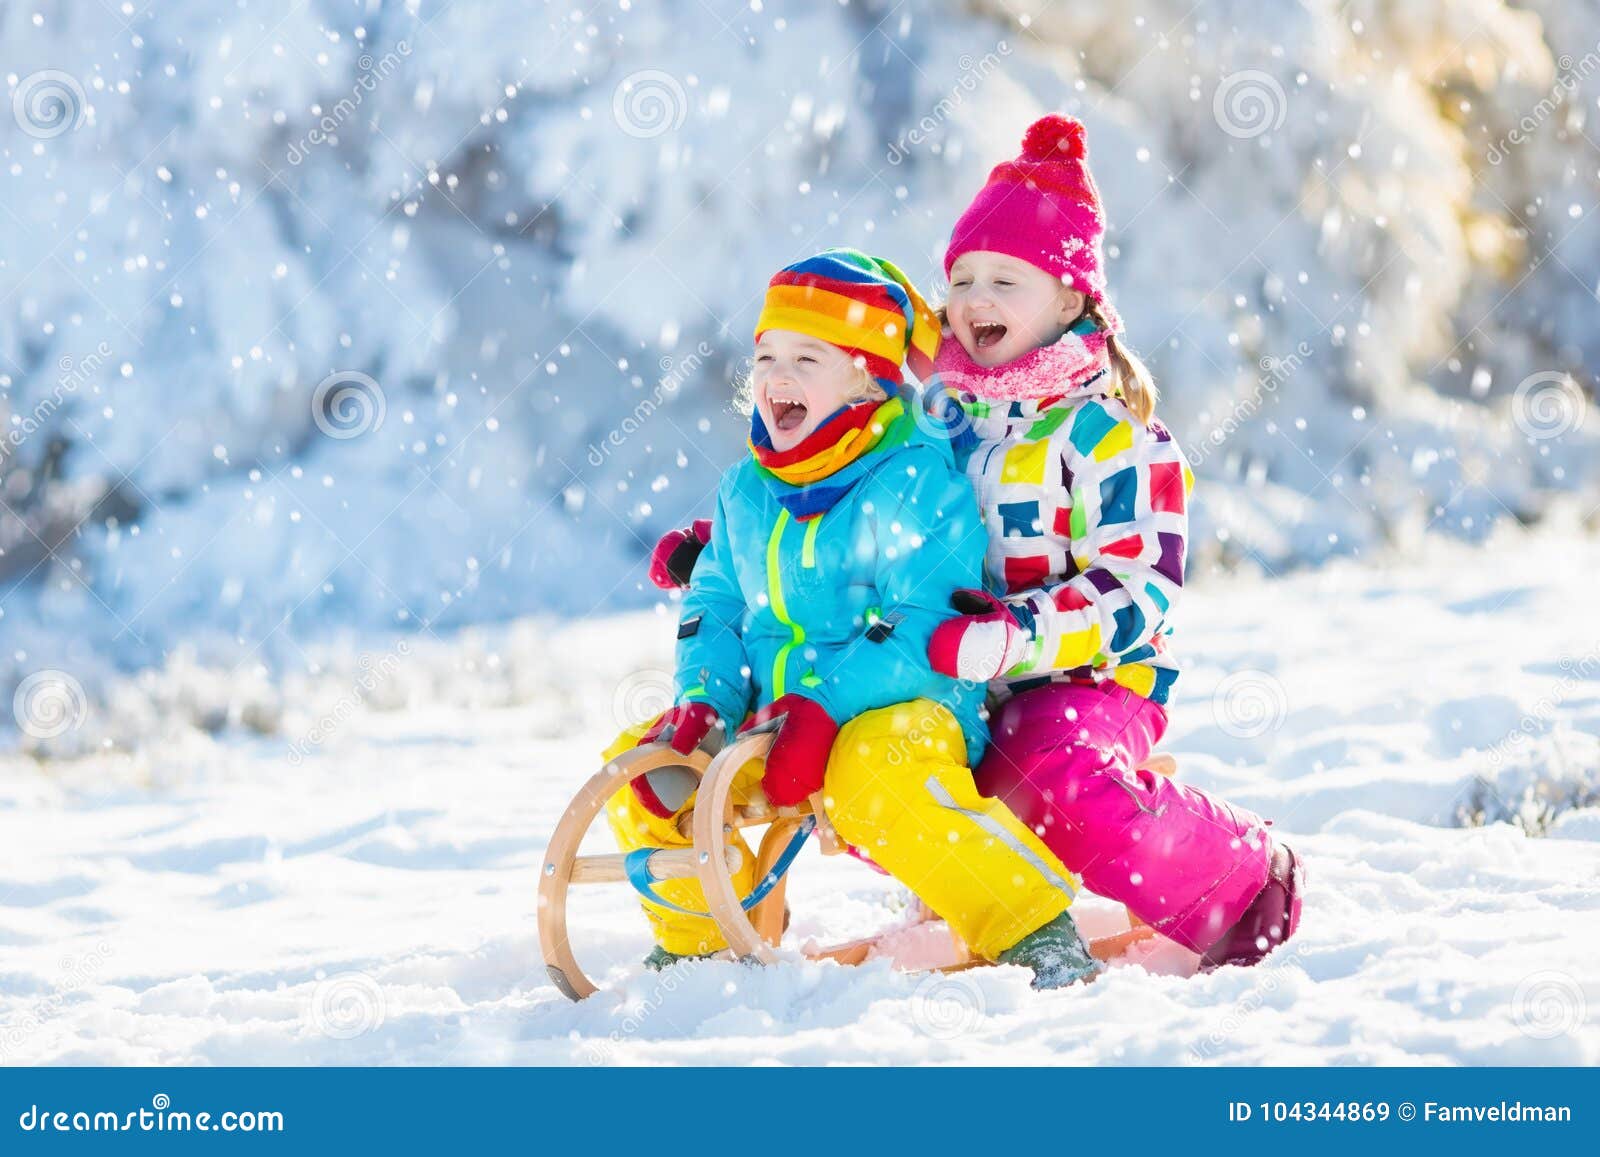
[623, 815, 816, 918]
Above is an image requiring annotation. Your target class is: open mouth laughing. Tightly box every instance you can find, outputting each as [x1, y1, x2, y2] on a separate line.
[768, 394, 809, 432]
[970, 320, 1008, 350]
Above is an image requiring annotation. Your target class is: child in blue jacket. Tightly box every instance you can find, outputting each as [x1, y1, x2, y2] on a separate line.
[599, 250, 1098, 987]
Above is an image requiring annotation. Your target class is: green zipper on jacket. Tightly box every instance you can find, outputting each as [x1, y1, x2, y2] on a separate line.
[801, 516, 821, 568]
[766, 509, 803, 699]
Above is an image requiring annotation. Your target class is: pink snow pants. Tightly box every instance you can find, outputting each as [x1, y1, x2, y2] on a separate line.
[974, 682, 1272, 955]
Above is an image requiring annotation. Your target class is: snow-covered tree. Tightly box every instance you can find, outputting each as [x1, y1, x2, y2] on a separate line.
[1, 0, 1594, 704]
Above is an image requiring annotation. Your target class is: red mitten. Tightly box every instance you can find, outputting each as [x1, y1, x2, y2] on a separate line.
[631, 701, 722, 818]
[648, 519, 713, 590]
[741, 694, 840, 808]
[928, 588, 1030, 681]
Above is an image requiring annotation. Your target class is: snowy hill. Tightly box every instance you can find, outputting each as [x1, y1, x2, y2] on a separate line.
[1, 528, 1595, 1064]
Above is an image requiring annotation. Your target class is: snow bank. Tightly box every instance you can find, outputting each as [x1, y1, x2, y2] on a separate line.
[1, 530, 1595, 1064]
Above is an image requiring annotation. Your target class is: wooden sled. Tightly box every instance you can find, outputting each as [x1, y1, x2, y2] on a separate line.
[539, 724, 1176, 1000]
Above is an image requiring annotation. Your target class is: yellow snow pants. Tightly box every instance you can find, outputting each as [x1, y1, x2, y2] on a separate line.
[603, 698, 1075, 960]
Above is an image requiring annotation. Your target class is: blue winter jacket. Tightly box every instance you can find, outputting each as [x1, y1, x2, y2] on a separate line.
[674, 392, 991, 763]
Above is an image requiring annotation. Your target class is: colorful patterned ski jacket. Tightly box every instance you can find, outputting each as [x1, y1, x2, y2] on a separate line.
[950, 353, 1194, 706]
[675, 391, 992, 762]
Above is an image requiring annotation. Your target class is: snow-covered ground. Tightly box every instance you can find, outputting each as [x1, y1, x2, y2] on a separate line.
[3, 528, 1598, 1065]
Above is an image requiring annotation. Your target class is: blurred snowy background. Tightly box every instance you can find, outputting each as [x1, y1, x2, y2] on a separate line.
[1, 0, 1597, 751]
[3, 0, 1600, 1066]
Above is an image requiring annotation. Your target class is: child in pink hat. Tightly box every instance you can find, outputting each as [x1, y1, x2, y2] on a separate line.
[927, 113, 1302, 969]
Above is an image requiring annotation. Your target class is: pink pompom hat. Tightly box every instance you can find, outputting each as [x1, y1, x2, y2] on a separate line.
[944, 114, 1121, 332]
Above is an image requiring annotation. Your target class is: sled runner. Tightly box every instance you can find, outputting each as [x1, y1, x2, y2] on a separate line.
[538, 723, 1175, 1001]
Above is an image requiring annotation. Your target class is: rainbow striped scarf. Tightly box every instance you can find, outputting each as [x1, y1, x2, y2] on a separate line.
[749, 395, 911, 520]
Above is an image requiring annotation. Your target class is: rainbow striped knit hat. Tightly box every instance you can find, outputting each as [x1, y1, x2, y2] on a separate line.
[754, 248, 940, 384]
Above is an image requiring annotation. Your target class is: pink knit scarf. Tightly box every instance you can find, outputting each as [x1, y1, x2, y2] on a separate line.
[930, 317, 1112, 402]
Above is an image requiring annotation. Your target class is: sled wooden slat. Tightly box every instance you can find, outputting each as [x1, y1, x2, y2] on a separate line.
[807, 789, 846, 855]
[570, 844, 744, 886]
[692, 730, 786, 962]
[1088, 923, 1158, 960]
[537, 743, 713, 1001]
[798, 914, 1157, 971]
[747, 816, 805, 947]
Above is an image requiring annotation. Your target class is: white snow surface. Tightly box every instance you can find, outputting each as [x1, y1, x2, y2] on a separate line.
[2, 528, 1598, 1065]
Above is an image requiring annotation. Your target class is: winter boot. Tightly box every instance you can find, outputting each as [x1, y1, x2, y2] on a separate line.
[997, 910, 1103, 990]
[1199, 839, 1303, 970]
[642, 945, 717, 971]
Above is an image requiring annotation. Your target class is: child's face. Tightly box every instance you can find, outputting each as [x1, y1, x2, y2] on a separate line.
[752, 330, 870, 451]
[946, 252, 1086, 367]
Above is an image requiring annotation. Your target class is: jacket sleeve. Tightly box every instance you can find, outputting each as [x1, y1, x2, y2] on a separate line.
[806, 447, 987, 723]
[1004, 403, 1192, 676]
[673, 485, 754, 726]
